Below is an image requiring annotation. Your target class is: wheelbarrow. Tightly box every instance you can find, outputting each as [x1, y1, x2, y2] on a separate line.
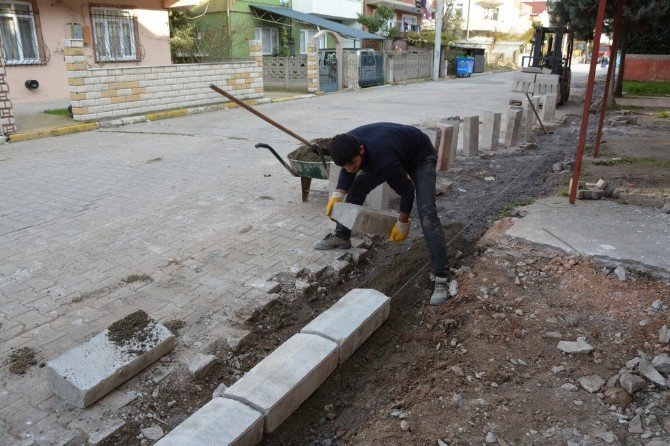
[255, 142, 330, 202]
[209, 83, 331, 202]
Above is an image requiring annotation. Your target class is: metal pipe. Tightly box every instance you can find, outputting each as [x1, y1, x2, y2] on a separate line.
[209, 83, 312, 147]
[525, 92, 547, 134]
[569, 0, 608, 205]
[593, 0, 623, 158]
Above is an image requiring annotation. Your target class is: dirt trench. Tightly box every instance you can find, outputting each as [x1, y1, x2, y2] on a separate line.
[98, 106, 670, 446]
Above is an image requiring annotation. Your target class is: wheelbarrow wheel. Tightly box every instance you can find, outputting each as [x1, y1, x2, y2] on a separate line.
[300, 177, 312, 202]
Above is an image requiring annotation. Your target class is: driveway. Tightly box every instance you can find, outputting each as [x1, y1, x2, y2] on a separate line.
[1, 70, 534, 443]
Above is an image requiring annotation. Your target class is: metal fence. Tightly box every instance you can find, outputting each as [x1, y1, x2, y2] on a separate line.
[263, 55, 308, 90]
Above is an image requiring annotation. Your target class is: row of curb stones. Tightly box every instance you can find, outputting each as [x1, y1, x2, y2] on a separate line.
[155, 288, 391, 446]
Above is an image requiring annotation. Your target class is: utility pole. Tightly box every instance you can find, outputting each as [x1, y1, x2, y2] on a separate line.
[433, 0, 444, 80]
[466, 0, 471, 40]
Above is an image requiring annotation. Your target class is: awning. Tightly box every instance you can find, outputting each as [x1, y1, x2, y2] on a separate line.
[250, 4, 384, 40]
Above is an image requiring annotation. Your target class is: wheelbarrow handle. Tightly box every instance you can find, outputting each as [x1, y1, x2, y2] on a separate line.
[309, 144, 329, 175]
[255, 143, 299, 177]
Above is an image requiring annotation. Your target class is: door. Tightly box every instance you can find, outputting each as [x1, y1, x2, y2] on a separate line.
[319, 50, 338, 92]
[358, 50, 384, 87]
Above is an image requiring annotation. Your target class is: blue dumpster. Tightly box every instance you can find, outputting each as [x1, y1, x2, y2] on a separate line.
[455, 56, 475, 77]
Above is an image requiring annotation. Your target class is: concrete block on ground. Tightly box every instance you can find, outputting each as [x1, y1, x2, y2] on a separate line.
[223, 333, 338, 432]
[187, 354, 218, 380]
[542, 93, 557, 122]
[440, 116, 460, 161]
[301, 288, 390, 363]
[155, 398, 263, 446]
[46, 319, 176, 408]
[480, 112, 502, 151]
[504, 108, 522, 147]
[524, 97, 539, 141]
[462, 115, 479, 156]
[435, 123, 454, 171]
[330, 203, 398, 237]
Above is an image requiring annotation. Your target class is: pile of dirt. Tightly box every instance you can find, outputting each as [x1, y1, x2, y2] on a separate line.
[8, 347, 37, 375]
[289, 138, 333, 162]
[107, 310, 159, 354]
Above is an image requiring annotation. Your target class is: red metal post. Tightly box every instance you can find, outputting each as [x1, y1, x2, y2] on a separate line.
[569, 0, 609, 204]
[593, 0, 624, 158]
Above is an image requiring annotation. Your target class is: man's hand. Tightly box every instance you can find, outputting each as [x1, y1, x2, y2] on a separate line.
[389, 219, 410, 242]
[326, 191, 345, 220]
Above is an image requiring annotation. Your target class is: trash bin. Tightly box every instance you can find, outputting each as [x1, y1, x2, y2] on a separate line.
[456, 56, 475, 77]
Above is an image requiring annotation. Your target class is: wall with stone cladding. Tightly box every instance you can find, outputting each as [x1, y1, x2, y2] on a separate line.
[0, 45, 16, 135]
[342, 51, 359, 89]
[65, 39, 264, 122]
[306, 42, 318, 93]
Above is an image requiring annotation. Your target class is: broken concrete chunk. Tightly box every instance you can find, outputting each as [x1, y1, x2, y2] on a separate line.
[578, 375, 605, 393]
[659, 325, 670, 344]
[652, 353, 670, 375]
[557, 337, 593, 354]
[638, 355, 668, 388]
[577, 189, 603, 200]
[331, 203, 398, 237]
[188, 354, 218, 380]
[46, 318, 175, 408]
[596, 179, 608, 190]
[613, 266, 627, 281]
[619, 373, 647, 395]
[628, 414, 644, 434]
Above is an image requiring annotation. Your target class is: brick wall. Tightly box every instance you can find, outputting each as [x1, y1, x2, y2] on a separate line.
[0, 44, 16, 135]
[65, 39, 264, 122]
[623, 54, 670, 82]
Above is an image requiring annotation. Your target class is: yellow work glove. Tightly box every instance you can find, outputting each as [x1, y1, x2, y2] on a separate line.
[389, 219, 410, 242]
[325, 191, 344, 220]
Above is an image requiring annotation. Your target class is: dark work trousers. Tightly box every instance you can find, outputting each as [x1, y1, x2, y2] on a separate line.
[334, 155, 449, 278]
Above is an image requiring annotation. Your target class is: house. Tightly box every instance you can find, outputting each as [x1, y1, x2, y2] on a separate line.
[1, 0, 173, 104]
[521, 0, 549, 27]
[455, 0, 532, 37]
[363, 0, 424, 33]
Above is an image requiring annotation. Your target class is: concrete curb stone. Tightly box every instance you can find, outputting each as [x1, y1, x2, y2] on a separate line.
[45, 323, 176, 408]
[223, 333, 338, 433]
[155, 398, 264, 446]
[301, 288, 390, 363]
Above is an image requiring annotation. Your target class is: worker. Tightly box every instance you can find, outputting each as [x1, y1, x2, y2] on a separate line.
[313, 122, 450, 305]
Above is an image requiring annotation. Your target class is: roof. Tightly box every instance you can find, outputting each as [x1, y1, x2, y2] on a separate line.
[521, 1, 547, 15]
[250, 4, 384, 41]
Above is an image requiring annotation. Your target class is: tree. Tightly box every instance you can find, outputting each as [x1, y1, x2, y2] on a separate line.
[548, 0, 670, 96]
[357, 5, 399, 39]
[169, 8, 250, 62]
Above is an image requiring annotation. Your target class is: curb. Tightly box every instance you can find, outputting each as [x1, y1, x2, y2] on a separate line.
[7, 94, 315, 144]
[156, 288, 390, 446]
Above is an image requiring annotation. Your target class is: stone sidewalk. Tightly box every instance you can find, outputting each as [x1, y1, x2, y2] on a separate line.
[0, 70, 547, 444]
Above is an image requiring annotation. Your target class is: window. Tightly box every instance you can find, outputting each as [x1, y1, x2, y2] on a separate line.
[91, 7, 138, 62]
[0, 0, 40, 64]
[401, 14, 418, 32]
[255, 27, 278, 55]
[483, 7, 499, 20]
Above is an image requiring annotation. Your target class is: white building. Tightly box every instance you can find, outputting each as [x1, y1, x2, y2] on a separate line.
[454, 0, 532, 36]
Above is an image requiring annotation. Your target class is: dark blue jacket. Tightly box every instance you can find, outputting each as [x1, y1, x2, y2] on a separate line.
[336, 123, 435, 214]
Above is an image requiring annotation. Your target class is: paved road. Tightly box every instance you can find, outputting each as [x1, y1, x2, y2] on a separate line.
[0, 69, 559, 443]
